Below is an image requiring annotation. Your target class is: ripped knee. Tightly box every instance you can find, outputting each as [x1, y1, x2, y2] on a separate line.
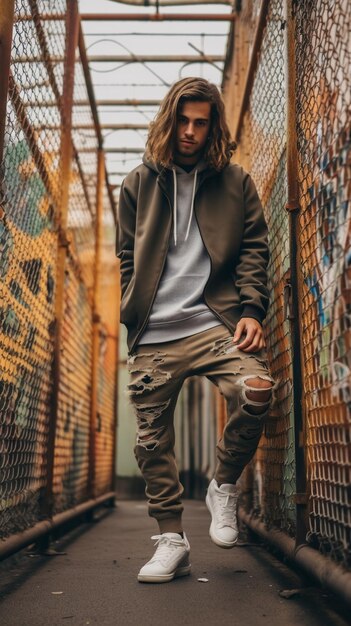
[135, 399, 170, 451]
[237, 375, 276, 416]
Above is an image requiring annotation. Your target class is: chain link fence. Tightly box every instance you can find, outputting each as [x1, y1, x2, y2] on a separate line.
[225, 0, 296, 535]
[294, 0, 351, 567]
[0, 0, 119, 542]
[224, 0, 350, 569]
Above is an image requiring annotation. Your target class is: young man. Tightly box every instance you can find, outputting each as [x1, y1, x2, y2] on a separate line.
[116, 77, 276, 583]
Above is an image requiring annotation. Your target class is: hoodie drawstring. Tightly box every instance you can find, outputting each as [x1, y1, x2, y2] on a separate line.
[172, 168, 198, 246]
[172, 168, 178, 246]
[185, 169, 197, 242]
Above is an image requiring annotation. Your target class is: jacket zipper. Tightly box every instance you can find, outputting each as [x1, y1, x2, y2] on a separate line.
[129, 194, 173, 354]
[193, 207, 229, 330]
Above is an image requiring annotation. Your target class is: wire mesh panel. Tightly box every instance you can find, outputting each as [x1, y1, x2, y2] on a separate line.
[95, 326, 116, 496]
[52, 253, 92, 513]
[230, 0, 296, 534]
[94, 192, 119, 495]
[294, 0, 351, 565]
[0, 0, 64, 538]
[69, 57, 98, 292]
[0, 1, 118, 540]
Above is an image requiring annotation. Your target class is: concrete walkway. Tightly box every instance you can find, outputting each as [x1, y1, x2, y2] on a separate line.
[0, 500, 348, 626]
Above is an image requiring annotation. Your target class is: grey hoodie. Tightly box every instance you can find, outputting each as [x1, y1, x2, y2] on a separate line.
[138, 161, 221, 344]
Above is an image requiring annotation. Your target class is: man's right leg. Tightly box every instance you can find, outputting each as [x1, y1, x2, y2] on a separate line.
[126, 346, 190, 582]
[127, 347, 185, 533]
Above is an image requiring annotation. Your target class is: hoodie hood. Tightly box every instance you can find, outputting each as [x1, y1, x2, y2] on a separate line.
[142, 154, 210, 246]
[142, 153, 211, 176]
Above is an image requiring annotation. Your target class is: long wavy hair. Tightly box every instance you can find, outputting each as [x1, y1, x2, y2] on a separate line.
[145, 77, 237, 170]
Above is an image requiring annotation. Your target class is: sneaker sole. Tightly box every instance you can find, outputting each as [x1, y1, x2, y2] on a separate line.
[206, 493, 238, 549]
[137, 563, 191, 583]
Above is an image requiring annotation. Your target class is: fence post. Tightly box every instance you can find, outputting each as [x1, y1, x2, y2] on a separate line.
[89, 147, 104, 498]
[0, 0, 15, 169]
[283, 0, 308, 546]
[42, 0, 80, 521]
[111, 325, 119, 499]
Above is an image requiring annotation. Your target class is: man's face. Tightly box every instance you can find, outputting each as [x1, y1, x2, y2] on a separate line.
[174, 100, 211, 165]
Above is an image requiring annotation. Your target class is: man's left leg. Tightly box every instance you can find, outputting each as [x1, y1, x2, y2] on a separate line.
[198, 327, 277, 548]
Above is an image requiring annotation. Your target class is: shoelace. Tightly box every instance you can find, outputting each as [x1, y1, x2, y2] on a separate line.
[214, 491, 239, 528]
[149, 534, 185, 564]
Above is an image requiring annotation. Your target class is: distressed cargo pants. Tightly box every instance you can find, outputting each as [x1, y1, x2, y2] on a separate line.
[126, 323, 277, 534]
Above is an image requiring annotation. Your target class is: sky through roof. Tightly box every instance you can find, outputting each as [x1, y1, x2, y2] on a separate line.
[79, 0, 232, 201]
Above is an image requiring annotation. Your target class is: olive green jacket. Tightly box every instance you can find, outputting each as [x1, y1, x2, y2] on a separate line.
[116, 157, 270, 354]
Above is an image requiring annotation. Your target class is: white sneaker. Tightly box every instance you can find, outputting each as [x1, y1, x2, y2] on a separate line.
[137, 532, 191, 583]
[206, 479, 239, 548]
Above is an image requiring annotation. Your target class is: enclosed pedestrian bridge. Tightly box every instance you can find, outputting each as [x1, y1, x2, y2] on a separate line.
[0, 0, 350, 621]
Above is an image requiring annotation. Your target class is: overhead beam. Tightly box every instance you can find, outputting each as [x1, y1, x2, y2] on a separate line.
[24, 99, 161, 107]
[83, 13, 237, 22]
[78, 21, 117, 220]
[83, 147, 144, 154]
[14, 54, 225, 63]
[17, 12, 237, 22]
[110, 0, 232, 5]
[34, 123, 149, 130]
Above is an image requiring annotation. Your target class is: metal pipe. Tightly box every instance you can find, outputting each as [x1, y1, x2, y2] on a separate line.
[0, 0, 15, 167]
[17, 13, 237, 21]
[81, 12, 237, 21]
[26, 1, 97, 223]
[111, 286, 120, 495]
[233, 0, 270, 143]
[43, 0, 80, 520]
[78, 22, 103, 149]
[78, 20, 117, 223]
[283, 0, 307, 545]
[110, 0, 232, 5]
[83, 31, 227, 37]
[89, 148, 104, 498]
[35, 123, 149, 130]
[78, 147, 144, 154]
[0, 492, 116, 562]
[24, 99, 161, 107]
[13, 54, 225, 63]
[74, 149, 94, 219]
[238, 507, 351, 610]
[28, 0, 61, 105]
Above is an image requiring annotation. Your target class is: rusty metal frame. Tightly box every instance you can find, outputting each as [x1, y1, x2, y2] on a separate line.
[17, 13, 237, 22]
[0, 1, 118, 554]
[77, 147, 144, 154]
[24, 98, 162, 107]
[0, 0, 15, 169]
[283, 0, 307, 547]
[26, 0, 106, 224]
[78, 22, 117, 223]
[13, 53, 225, 63]
[233, 0, 270, 143]
[43, 0, 80, 520]
[27, 0, 61, 105]
[88, 147, 104, 498]
[34, 123, 149, 130]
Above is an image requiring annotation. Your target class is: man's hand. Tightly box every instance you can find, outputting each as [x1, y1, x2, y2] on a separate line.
[233, 317, 266, 352]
